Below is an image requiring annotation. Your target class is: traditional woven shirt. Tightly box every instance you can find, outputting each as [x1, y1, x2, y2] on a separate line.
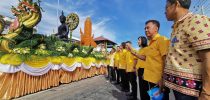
[164, 13, 210, 97]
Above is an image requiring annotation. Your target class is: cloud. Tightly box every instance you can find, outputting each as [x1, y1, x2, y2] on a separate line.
[72, 15, 116, 43]
[64, 0, 96, 8]
[91, 18, 116, 42]
[38, 1, 94, 37]
[39, 1, 116, 42]
[0, 0, 117, 42]
[0, 0, 18, 17]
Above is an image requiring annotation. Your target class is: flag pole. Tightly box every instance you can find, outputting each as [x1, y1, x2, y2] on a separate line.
[56, 0, 60, 31]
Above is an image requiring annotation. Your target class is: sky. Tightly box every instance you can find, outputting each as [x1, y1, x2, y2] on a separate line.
[0, 0, 209, 48]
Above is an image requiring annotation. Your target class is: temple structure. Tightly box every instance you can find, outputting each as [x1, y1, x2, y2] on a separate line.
[80, 17, 97, 47]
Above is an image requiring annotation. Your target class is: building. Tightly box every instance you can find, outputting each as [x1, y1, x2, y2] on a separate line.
[94, 36, 117, 48]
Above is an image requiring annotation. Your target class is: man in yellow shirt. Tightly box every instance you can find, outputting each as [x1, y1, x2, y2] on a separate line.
[127, 20, 170, 99]
[114, 46, 120, 84]
[118, 42, 129, 92]
[109, 47, 116, 82]
[144, 20, 170, 100]
[125, 41, 137, 100]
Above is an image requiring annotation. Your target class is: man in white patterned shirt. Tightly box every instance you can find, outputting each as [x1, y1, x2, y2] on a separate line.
[163, 0, 210, 99]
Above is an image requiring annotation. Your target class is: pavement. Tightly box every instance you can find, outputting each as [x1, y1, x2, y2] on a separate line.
[14, 75, 175, 100]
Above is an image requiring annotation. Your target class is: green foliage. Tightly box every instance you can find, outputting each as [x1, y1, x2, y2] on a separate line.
[2, 27, 105, 60]
[19, 54, 32, 61]
[15, 40, 38, 48]
[44, 35, 61, 51]
[31, 34, 44, 40]
[0, 51, 6, 57]
[55, 41, 66, 47]
[91, 51, 106, 60]
[0, 6, 105, 60]
[33, 49, 50, 57]
[65, 43, 79, 53]
[13, 27, 33, 43]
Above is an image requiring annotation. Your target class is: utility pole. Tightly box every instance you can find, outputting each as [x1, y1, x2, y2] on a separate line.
[57, 0, 60, 32]
[201, 5, 205, 15]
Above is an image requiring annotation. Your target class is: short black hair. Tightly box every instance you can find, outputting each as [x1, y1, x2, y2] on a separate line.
[121, 42, 126, 49]
[145, 20, 160, 31]
[138, 36, 148, 48]
[126, 41, 132, 44]
[167, 0, 191, 9]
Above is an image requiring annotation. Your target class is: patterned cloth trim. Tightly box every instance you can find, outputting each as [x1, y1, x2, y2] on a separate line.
[164, 73, 202, 97]
[164, 80, 200, 97]
[164, 68, 201, 80]
[192, 38, 210, 50]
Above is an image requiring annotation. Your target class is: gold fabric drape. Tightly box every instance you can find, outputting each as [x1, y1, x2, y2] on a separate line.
[0, 66, 107, 99]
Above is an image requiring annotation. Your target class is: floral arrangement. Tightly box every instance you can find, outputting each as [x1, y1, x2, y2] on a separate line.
[0, 32, 107, 62]
[56, 46, 65, 52]
[68, 53, 73, 57]
[38, 44, 46, 49]
[1, 43, 106, 62]
[73, 48, 79, 53]
[11, 48, 30, 54]
[34, 49, 50, 56]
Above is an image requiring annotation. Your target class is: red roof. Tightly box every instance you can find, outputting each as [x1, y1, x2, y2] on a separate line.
[94, 36, 116, 45]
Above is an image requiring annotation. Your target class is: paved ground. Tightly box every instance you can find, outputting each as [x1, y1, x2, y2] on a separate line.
[14, 75, 175, 100]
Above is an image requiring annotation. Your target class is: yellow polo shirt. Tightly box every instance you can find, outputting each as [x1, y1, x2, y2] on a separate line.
[114, 52, 120, 68]
[136, 47, 148, 69]
[109, 53, 115, 67]
[106, 55, 111, 66]
[143, 34, 170, 84]
[125, 50, 136, 72]
[118, 49, 127, 69]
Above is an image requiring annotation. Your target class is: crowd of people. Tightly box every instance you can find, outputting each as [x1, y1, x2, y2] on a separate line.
[106, 0, 210, 100]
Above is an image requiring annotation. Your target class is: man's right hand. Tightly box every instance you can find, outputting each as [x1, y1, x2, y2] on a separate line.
[158, 79, 165, 93]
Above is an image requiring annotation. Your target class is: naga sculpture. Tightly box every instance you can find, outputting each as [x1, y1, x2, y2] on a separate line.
[0, 0, 42, 52]
[0, 16, 5, 34]
[80, 17, 97, 47]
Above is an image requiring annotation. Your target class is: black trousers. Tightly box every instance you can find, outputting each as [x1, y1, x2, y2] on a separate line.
[110, 67, 116, 81]
[138, 68, 148, 100]
[174, 90, 198, 100]
[114, 67, 120, 83]
[128, 72, 137, 98]
[124, 71, 130, 91]
[143, 80, 170, 100]
[119, 69, 129, 91]
[107, 65, 110, 78]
